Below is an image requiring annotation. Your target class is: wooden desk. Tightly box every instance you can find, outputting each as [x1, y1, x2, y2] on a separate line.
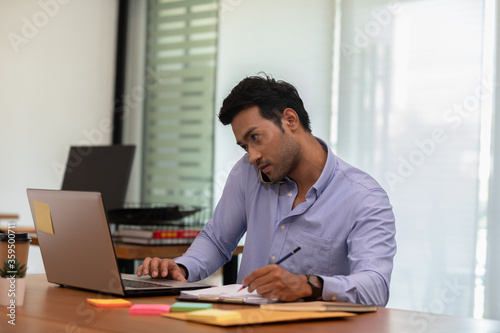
[2, 274, 499, 332]
[0, 214, 19, 220]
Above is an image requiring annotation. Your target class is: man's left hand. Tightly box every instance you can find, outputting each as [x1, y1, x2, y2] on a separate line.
[241, 265, 311, 302]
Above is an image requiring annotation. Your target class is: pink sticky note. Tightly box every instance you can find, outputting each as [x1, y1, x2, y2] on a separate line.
[129, 304, 171, 315]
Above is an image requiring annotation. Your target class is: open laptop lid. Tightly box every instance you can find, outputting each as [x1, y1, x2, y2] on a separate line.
[27, 189, 125, 295]
[26, 189, 209, 297]
[61, 145, 135, 211]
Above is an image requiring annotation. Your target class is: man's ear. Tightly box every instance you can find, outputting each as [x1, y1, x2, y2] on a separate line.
[282, 108, 300, 131]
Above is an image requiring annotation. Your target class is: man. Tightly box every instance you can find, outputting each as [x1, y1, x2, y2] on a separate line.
[137, 75, 397, 306]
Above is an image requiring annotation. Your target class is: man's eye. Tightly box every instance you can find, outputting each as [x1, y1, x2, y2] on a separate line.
[251, 134, 258, 141]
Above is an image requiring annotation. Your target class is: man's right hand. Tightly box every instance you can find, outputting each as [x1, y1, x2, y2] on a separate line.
[136, 257, 187, 281]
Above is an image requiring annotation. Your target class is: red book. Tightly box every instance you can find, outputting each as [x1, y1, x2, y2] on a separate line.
[116, 228, 201, 239]
[151, 230, 201, 239]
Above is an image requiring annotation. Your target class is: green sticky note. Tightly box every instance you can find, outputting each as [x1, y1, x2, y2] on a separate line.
[171, 302, 213, 312]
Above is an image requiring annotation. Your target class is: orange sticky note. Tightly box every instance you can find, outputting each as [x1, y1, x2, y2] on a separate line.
[87, 298, 132, 308]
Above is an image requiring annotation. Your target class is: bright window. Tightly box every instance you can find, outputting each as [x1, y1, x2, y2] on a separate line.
[333, 0, 496, 318]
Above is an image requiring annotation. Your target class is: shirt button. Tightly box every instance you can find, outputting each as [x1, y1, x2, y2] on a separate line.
[281, 225, 285, 230]
[271, 256, 276, 261]
[288, 192, 292, 197]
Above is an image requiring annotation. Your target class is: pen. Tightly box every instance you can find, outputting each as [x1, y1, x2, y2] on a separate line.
[275, 246, 301, 265]
[238, 246, 301, 292]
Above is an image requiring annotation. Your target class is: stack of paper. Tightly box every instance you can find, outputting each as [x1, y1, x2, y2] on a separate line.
[260, 301, 378, 313]
[178, 284, 277, 304]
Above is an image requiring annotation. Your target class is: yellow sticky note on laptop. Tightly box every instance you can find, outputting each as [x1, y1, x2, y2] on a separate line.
[33, 200, 54, 235]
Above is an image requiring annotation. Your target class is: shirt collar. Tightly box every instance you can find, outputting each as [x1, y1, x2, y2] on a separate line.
[311, 137, 337, 196]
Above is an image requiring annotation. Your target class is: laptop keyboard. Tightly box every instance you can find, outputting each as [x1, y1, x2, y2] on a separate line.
[122, 279, 172, 289]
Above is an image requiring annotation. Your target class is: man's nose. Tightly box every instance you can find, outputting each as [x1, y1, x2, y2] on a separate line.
[248, 147, 262, 166]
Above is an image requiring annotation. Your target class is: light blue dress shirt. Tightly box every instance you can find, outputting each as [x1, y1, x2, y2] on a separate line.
[175, 138, 396, 306]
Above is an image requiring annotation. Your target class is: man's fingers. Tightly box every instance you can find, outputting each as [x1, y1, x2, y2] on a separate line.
[149, 257, 164, 278]
[159, 259, 171, 277]
[136, 258, 187, 281]
[170, 264, 188, 282]
[137, 257, 153, 277]
[243, 265, 279, 293]
[242, 265, 273, 289]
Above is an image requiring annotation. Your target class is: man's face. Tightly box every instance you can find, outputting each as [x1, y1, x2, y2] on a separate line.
[231, 106, 301, 182]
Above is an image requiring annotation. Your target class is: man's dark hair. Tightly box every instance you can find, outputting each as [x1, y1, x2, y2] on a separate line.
[218, 74, 312, 133]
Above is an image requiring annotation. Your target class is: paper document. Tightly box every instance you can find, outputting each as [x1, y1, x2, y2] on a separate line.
[260, 301, 378, 313]
[163, 308, 356, 327]
[179, 284, 277, 305]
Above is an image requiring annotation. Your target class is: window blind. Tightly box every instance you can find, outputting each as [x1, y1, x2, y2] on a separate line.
[142, 0, 217, 208]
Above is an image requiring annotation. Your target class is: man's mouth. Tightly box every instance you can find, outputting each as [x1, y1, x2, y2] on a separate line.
[259, 164, 270, 174]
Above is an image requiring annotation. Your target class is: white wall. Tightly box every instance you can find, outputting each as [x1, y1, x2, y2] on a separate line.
[213, 0, 335, 203]
[0, 0, 118, 273]
[0, 0, 335, 274]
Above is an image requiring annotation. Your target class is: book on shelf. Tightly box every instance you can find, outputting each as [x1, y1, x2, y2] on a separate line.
[117, 236, 197, 245]
[115, 228, 201, 239]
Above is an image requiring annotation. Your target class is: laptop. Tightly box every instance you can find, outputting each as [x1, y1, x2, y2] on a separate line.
[61, 145, 135, 211]
[26, 188, 210, 297]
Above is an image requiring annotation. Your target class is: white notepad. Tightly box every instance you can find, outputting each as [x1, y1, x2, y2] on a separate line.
[178, 284, 277, 305]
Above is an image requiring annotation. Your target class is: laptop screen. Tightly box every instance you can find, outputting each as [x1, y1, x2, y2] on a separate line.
[61, 145, 135, 211]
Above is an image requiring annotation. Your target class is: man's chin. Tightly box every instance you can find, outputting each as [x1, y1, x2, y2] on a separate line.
[267, 173, 286, 183]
